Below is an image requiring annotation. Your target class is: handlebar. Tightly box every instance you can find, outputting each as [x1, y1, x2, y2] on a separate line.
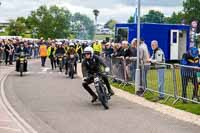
[15, 53, 29, 57]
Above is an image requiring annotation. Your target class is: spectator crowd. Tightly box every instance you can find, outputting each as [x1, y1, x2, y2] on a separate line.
[0, 36, 199, 102]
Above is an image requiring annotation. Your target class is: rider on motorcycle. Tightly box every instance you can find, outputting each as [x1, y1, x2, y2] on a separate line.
[15, 42, 29, 72]
[65, 42, 78, 75]
[82, 46, 114, 103]
[55, 42, 66, 64]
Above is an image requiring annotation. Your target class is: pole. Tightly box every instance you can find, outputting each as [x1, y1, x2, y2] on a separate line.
[135, 0, 141, 92]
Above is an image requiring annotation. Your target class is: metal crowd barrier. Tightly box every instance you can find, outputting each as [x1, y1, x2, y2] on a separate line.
[101, 55, 137, 87]
[102, 56, 200, 104]
[0, 48, 5, 65]
[144, 63, 177, 102]
[173, 64, 200, 104]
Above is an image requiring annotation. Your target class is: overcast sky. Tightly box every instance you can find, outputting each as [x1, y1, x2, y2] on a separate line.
[0, 0, 184, 23]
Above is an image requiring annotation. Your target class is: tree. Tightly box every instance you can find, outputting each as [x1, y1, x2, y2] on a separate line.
[128, 16, 134, 23]
[7, 17, 27, 36]
[27, 5, 71, 39]
[127, 10, 165, 24]
[183, 0, 200, 32]
[104, 19, 117, 30]
[141, 10, 165, 23]
[71, 13, 95, 39]
[93, 9, 100, 25]
[165, 12, 185, 24]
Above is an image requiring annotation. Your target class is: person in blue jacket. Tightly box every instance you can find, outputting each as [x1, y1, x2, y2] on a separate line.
[180, 47, 200, 102]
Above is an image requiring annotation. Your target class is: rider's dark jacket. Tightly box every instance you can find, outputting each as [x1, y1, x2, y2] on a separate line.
[55, 47, 65, 55]
[16, 47, 29, 54]
[82, 55, 107, 77]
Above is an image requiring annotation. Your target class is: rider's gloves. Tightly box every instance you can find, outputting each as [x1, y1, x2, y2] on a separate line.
[105, 67, 110, 73]
[83, 77, 87, 82]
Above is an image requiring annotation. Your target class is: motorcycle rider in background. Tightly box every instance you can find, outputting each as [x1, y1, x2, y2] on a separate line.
[65, 43, 78, 75]
[15, 42, 29, 72]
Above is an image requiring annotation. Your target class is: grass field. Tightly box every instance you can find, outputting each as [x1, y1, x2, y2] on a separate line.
[0, 32, 8, 36]
[110, 67, 200, 115]
[94, 34, 113, 40]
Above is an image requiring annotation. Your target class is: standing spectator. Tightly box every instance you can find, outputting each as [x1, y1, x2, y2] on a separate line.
[103, 42, 113, 69]
[136, 38, 150, 96]
[34, 40, 39, 58]
[92, 40, 102, 56]
[76, 42, 83, 63]
[4, 40, 11, 65]
[121, 41, 130, 58]
[113, 43, 123, 57]
[150, 40, 165, 100]
[180, 47, 200, 102]
[126, 39, 137, 81]
[0, 40, 4, 64]
[104, 43, 113, 58]
[9, 40, 15, 65]
[47, 42, 57, 70]
[39, 41, 48, 67]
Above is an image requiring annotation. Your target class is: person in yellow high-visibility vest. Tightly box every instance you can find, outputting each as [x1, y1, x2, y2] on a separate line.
[47, 42, 57, 70]
[92, 40, 102, 56]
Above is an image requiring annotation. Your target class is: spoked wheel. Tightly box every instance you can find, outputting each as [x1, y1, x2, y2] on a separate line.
[96, 85, 109, 110]
[69, 64, 74, 79]
[59, 61, 63, 72]
[19, 63, 24, 77]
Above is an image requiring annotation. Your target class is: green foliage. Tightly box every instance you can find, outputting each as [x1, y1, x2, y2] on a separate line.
[7, 17, 27, 36]
[127, 10, 165, 24]
[104, 19, 117, 30]
[71, 12, 95, 40]
[6, 5, 95, 39]
[27, 5, 71, 39]
[128, 16, 134, 23]
[127, 0, 200, 29]
[183, 0, 200, 32]
[165, 12, 185, 24]
[141, 10, 165, 23]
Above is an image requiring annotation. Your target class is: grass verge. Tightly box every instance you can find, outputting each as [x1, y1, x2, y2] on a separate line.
[110, 81, 200, 115]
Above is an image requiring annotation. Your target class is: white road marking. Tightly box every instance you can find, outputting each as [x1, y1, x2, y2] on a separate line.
[0, 126, 21, 132]
[0, 120, 13, 122]
[1, 72, 38, 133]
[41, 67, 51, 73]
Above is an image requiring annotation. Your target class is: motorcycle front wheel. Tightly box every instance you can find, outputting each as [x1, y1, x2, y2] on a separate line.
[96, 85, 109, 110]
[19, 63, 24, 77]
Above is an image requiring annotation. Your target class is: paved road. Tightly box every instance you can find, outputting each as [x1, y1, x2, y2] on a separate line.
[0, 66, 24, 133]
[4, 61, 200, 133]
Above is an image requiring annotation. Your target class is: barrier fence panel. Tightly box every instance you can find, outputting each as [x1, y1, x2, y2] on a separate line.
[173, 64, 200, 104]
[0, 49, 5, 65]
[110, 57, 126, 83]
[102, 56, 200, 104]
[144, 63, 176, 101]
[124, 58, 137, 84]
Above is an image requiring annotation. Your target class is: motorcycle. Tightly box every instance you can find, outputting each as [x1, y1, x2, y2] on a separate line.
[93, 73, 111, 110]
[68, 54, 76, 79]
[56, 54, 65, 72]
[16, 52, 28, 77]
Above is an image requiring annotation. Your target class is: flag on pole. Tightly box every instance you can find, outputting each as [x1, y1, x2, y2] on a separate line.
[133, 8, 138, 23]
